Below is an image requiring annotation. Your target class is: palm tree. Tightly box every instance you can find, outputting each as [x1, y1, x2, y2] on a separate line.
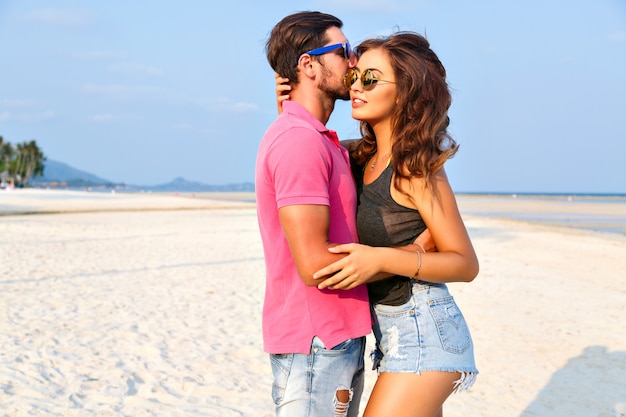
[0, 136, 16, 183]
[0, 137, 46, 187]
[12, 140, 46, 187]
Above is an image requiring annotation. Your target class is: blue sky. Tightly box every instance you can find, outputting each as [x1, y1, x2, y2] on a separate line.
[1, 1, 625, 193]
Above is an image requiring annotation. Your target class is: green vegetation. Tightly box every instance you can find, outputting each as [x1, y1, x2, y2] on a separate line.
[0, 135, 46, 188]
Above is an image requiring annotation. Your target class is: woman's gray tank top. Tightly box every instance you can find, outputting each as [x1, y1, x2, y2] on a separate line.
[357, 164, 427, 305]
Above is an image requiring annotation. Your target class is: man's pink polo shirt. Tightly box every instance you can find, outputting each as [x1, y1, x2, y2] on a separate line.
[255, 101, 371, 354]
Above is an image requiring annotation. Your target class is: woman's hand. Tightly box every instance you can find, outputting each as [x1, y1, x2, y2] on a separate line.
[275, 73, 291, 114]
[313, 243, 382, 290]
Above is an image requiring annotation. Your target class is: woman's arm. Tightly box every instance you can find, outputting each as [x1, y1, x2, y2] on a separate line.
[314, 168, 478, 290]
[408, 167, 479, 282]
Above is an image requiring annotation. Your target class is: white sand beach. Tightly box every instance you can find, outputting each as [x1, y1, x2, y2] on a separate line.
[1, 189, 625, 416]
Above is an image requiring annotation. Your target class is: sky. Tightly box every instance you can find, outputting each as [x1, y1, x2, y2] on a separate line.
[1, 1, 625, 194]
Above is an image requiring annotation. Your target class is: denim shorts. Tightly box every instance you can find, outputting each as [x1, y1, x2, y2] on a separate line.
[371, 280, 478, 392]
[270, 336, 366, 417]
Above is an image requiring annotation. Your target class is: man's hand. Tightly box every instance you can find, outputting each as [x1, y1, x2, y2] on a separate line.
[414, 228, 437, 253]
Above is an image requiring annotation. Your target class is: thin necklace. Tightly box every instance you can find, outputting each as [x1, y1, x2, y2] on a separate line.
[370, 152, 391, 171]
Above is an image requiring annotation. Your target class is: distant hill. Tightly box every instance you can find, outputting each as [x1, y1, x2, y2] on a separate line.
[145, 177, 254, 192]
[31, 159, 254, 192]
[33, 160, 114, 185]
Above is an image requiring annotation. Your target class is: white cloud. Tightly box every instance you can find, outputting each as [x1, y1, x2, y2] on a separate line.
[79, 83, 167, 101]
[0, 99, 55, 123]
[0, 110, 56, 123]
[231, 102, 259, 113]
[312, 0, 432, 13]
[22, 8, 90, 27]
[607, 31, 626, 42]
[89, 113, 141, 123]
[72, 51, 128, 62]
[108, 62, 164, 77]
[172, 123, 194, 130]
[196, 97, 260, 114]
[91, 114, 114, 122]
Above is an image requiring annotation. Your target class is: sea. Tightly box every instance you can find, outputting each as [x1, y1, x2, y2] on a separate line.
[9, 189, 624, 238]
[455, 193, 626, 237]
[188, 191, 626, 238]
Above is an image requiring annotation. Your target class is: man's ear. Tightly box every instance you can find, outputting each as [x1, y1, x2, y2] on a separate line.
[297, 53, 310, 68]
[297, 55, 317, 79]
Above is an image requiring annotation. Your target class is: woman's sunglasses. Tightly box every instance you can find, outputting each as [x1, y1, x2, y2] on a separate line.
[295, 42, 352, 65]
[344, 68, 396, 91]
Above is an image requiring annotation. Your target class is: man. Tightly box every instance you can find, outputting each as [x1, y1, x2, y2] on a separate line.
[255, 11, 371, 417]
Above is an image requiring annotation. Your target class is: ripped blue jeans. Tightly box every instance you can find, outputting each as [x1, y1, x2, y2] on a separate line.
[270, 336, 366, 417]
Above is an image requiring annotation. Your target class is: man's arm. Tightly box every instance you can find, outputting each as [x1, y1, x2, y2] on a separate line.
[311, 230, 437, 290]
[279, 204, 346, 286]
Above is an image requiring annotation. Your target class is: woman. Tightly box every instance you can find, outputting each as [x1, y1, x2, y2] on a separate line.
[277, 31, 479, 417]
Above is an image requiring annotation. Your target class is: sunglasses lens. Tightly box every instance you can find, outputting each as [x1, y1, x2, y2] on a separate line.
[362, 70, 376, 90]
[344, 69, 356, 88]
[344, 43, 351, 59]
[344, 69, 385, 90]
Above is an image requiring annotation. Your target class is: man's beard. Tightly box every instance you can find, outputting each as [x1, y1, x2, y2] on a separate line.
[318, 65, 350, 101]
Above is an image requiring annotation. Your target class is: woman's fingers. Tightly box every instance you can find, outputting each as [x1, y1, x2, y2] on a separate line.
[312, 244, 354, 279]
[318, 272, 354, 290]
[314, 244, 363, 289]
[327, 244, 352, 254]
[275, 75, 291, 113]
[313, 259, 344, 280]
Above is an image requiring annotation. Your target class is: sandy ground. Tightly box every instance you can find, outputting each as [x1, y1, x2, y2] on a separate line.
[0, 189, 624, 416]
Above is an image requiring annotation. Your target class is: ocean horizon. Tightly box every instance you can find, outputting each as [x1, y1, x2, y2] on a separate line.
[183, 191, 626, 237]
[2, 189, 625, 237]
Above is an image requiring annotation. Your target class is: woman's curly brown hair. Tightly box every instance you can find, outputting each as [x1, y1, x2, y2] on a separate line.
[351, 32, 458, 190]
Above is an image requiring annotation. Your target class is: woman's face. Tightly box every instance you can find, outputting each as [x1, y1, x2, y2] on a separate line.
[347, 48, 398, 126]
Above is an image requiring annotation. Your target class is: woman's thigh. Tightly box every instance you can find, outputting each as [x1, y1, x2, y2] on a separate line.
[363, 371, 460, 417]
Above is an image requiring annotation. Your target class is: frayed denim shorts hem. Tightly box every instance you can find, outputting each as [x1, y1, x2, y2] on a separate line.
[371, 280, 478, 392]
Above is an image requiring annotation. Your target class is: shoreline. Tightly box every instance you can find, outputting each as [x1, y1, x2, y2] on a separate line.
[0, 188, 256, 216]
[2, 188, 624, 238]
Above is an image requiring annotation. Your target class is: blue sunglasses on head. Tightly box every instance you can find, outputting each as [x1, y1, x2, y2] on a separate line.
[295, 42, 352, 65]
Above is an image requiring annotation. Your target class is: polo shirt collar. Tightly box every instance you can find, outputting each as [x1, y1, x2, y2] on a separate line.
[282, 101, 340, 147]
